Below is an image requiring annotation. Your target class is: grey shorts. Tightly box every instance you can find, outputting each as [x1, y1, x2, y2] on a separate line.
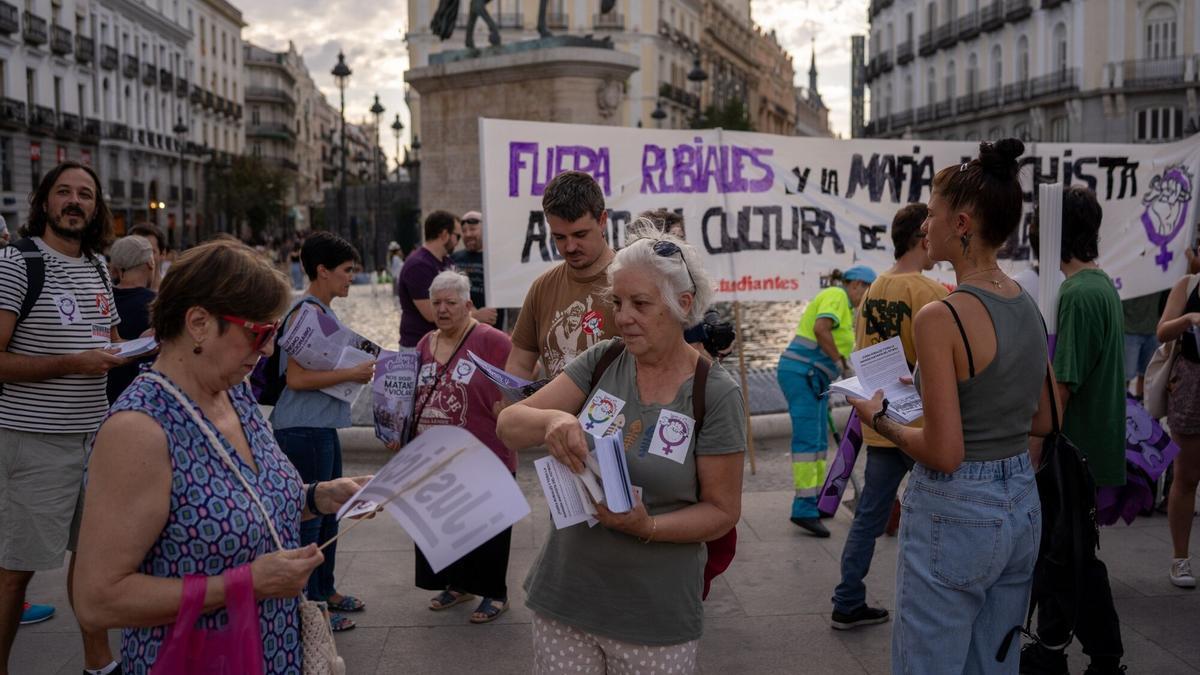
[0, 428, 91, 571]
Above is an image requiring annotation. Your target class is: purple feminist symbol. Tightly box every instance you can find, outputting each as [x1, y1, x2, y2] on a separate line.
[657, 418, 688, 455]
[1140, 165, 1194, 271]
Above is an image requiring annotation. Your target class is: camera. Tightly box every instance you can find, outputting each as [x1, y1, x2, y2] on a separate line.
[700, 310, 736, 359]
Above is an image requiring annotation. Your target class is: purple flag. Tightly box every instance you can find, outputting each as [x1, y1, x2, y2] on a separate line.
[818, 411, 864, 518]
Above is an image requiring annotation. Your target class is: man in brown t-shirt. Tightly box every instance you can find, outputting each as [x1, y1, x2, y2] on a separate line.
[507, 171, 618, 379]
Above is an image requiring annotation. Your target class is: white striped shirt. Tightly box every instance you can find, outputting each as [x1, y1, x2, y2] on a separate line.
[0, 237, 119, 433]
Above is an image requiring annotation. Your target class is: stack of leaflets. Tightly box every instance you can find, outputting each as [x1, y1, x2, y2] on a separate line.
[534, 435, 636, 529]
[466, 351, 550, 400]
[828, 336, 924, 424]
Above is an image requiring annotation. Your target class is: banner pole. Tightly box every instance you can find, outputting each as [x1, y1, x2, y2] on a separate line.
[734, 301, 757, 475]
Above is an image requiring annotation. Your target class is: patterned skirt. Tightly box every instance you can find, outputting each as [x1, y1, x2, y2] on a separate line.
[1168, 356, 1200, 436]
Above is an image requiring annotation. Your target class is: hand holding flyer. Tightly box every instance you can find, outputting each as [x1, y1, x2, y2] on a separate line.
[828, 337, 924, 424]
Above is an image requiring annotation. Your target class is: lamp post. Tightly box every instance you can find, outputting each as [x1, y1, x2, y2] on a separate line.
[331, 50, 352, 242]
[369, 94, 385, 272]
[410, 135, 421, 214]
[650, 100, 666, 127]
[390, 113, 403, 182]
[173, 116, 189, 247]
[687, 55, 708, 126]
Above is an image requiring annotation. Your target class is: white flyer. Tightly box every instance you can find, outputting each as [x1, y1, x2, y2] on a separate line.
[828, 336, 924, 424]
[320, 347, 374, 403]
[533, 455, 596, 530]
[334, 426, 530, 573]
[112, 336, 158, 359]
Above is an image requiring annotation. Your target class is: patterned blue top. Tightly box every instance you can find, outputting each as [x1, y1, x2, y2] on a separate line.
[111, 372, 305, 674]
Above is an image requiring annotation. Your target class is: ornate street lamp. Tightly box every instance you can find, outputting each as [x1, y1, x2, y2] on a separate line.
[390, 113, 404, 181]
[331, 50, 352, 240]
[369, 94, 385, 271]
[651, 99, 666, 127]
[172, 116, 188, 247]
[687, 56, 708, 125]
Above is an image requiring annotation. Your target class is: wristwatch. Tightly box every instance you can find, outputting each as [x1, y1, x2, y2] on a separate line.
[306, 482, 324, 516]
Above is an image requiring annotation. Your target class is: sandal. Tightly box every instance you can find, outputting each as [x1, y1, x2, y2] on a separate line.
[325, 594, 366, 612]
[469, 597, 507, 624]
[429, 589, 474, 611]
[329, 613, 356, 632]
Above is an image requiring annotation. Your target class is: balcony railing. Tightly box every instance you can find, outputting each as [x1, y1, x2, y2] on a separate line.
[497, 12, 522, 28]
[918, 31, 935, 56]
[957, 11, 980, 40]
[0, 2, 17, 34]
[247, 122, 296, 141]
[892, 110, 913, 127]
[659, 82, 699, 109]
[1030, 68, 1077, 97]
[935, 99, 953, 117]
[957, 93, 978, 114]
[159, 69, 172, 92]
[22, 11, 47, 45]
[1041, 0, 1065, 7]
[544, 11, 567, 29]
[82, 117, 101, 140]
[916, 105, 935, 123]
[0, 98, 25, 128]
[50, 25, 72, 55]
[100, 44, 117, 70]
[190, 85, 203, 105]
[122, 54, 138, 79]
[977, 86, 1001, 108]
[75, 35, 93, 64]
[105, 121, 130, 141]
[935, 22, 956, 48]
[981, 1, 1004, 30]
[896, 40, 914, 64]
[1117, 57, 1187, 89]
[594, 12, 624, 29]
[246, 86, 295, 108]
[109, 180, 125, 198]
[204, 91, 214, 109]
[234, 103, 243, 119]
[29, 105, 55, 133]
[1002, 79, 1030, 102]
[57, 112, 80, 138]
[1005, 0, 1032, 21]
[142, 63, 156, 86]
[176, 77, 188, 97]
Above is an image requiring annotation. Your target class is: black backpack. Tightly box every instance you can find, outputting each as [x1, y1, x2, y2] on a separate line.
[997, 367, 1098, 660]
[248, 298, 319, 405]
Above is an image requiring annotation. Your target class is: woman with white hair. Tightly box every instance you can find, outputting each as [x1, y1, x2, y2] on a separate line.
[497, 230, 746, 674]
[406, 269, 515, 623]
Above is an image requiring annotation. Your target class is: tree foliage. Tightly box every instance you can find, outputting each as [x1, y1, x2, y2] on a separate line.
[691, 98, 754, 131]
[208, 156, 289, 236]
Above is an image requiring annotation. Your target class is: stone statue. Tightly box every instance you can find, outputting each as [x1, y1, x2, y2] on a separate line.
[432, 0, 618, 50]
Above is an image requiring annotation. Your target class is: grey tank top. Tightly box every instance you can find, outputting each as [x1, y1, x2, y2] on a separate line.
[915, 285, 1048, 462]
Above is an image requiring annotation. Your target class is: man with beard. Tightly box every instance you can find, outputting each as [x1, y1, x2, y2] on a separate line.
[506, 171, 618, 380]
[0, 163, 125, 674]
[450, 210, 502, 328]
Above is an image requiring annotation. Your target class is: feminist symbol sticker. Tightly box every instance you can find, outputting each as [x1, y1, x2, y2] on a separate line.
[54, 293, 79, 325]
[648, 409, 695, 465]
[578, 389, 625, 438]
[451, 360, 477, 384]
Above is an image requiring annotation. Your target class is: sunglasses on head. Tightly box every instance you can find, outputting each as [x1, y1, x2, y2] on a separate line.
[462, 218, 481, 225]
[221, 315, 280, 351]
[652, 240, 696, 293]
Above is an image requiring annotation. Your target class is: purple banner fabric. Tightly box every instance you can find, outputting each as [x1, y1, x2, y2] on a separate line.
[1096, 396, 1182, 526]
[818, 411, 864, 518]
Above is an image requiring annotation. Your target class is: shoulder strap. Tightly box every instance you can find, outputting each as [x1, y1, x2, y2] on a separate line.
[11, 239, 44, 325]
[86, 255, 111, 295]
[588, 340, 626, 393]
[692, 355, 711, 431]
[940, 298, 976, 378]
[1188, 273, 1200, 298]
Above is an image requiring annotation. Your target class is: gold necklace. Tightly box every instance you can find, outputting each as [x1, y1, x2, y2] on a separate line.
[959, 267, 1005, 289]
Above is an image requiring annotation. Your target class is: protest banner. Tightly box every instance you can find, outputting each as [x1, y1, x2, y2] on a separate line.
[334, 426, 530, 573]
[480, 119, 1200, 307]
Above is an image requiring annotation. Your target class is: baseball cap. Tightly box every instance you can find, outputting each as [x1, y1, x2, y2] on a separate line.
[110, 235, 155, 271]
[461, 210, 482, 224]
[388, 241, 401, 251]
[842, 265, 877, 284]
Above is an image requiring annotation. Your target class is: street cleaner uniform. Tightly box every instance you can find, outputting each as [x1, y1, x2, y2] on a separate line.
[778, 285, 855, 520]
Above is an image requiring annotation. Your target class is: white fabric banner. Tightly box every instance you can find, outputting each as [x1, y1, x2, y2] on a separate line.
[479, 118, 1200, 306]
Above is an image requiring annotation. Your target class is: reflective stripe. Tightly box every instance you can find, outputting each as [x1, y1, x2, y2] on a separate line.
[795, 486, 822, 498]
[790, 451, 826, 463]
[789, 335, 820, 351]
[793, 458, 828, 491]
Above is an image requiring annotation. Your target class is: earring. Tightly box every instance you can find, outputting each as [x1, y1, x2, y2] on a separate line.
[960, 233, 971, 255]
[193, 342, 203, 355]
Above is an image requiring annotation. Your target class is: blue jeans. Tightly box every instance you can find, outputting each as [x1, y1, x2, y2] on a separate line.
[290, 261, 305, 290]
[893, 453, 1041, 675]
[832, 446, 909, 614]
[274, 427, 343, 601]
[1123, 332, 1158, 382]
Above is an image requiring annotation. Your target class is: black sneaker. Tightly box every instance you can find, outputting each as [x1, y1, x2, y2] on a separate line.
[830, 605, 889, 630]
[790, 516, 830, 538]
[1020, 642, 1068, 675]
[1083, 663, 1127, 675]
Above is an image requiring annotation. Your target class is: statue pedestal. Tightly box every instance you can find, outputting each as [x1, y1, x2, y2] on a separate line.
[405, 44, 639, 218]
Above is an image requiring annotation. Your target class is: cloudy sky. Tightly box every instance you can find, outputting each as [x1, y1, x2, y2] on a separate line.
[239, 0, 867, 163]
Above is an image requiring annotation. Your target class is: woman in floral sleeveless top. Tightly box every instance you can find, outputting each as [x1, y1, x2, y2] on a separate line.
[73, 241, 368, 674]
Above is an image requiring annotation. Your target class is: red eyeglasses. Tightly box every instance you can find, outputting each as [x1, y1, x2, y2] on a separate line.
[221, 316, 280, 351]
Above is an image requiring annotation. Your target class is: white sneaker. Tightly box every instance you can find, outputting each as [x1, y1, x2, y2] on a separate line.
[1170, 558, 1196, 588]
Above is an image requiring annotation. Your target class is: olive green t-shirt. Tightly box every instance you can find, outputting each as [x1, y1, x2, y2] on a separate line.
[523, 339, 746, 645]
[1054, 269, 1127, 487]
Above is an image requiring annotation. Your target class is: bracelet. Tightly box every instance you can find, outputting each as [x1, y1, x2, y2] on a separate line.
[872, 398, 890, 428]
[640, 516, 657, 544]
[306, 482, 323, 516]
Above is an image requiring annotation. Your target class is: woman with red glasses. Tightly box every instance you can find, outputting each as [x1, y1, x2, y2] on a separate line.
[72, 239, 370, 674]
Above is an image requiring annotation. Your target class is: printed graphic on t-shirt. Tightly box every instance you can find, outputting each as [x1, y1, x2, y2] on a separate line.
[579, 388, 625, 438]
[544, 295, 606, 376]
[416, 380, 468, 431]
[451, 359, 477, 384]
[648, 409, 695, 464]
[861, 297, 911, 343]
[418, 362, 437, 386]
